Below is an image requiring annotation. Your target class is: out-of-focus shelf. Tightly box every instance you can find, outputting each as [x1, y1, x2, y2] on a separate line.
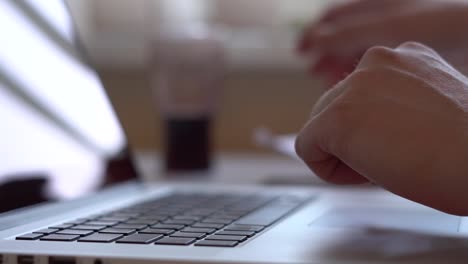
[81, 29, 307, 72]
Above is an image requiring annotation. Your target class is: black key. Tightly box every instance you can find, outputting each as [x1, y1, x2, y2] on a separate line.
[40, 234, 79, 241]
[137, 216, 168, 221]
[56, 229, 94, 236]
[163, 219, 195, 225]
[100, 228, 136, 235]
[234, 201, 300, 226]
[151, 224, 184, 230]
[113, 224, 147, 230]
[71, 225, 106, 231]
[64, 219, 89, 225]
[154, 237, 195, 246]
[85, 221, 116, 227]
[202, 219, 233, 225]
[78, 233, 123, 243]
[188, 212, 214, 217]
[192, 223, 224, 229]
[205, 235, 247, 242]
[16, 233, 44, 240]
[171, 232, 205, 239]
[173, 216, 201, 221]
[195, 240, 238, 247]
[139, 228, 174, 235]
[33, 228, 58, 235]
[182, 228, 216, 234]
[98, 216, 131, 222]
[125, 220, 158, 225]
[224, 225, 264, 232]
[49, 224, 73, 229]
[216, 231, 255, 237]
[209, 215, 240, 221]
[116, 233, 163, 244]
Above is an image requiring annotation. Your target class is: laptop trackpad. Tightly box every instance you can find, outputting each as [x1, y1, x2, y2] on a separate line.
[313, 207, 460, 234]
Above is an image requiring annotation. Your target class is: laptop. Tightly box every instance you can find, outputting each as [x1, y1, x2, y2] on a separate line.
[2, 0, 468, 263]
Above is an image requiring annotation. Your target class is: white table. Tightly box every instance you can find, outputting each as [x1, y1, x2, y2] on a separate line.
[134, 152, 325, 186]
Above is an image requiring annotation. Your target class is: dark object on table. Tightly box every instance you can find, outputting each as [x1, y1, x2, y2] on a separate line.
[165, 118, 211, 172]
[0, 176, 48, 213]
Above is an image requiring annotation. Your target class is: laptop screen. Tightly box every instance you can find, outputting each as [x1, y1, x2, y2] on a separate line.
[0, 0, 138, 211]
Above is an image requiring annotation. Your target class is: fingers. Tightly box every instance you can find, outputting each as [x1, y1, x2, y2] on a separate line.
[296, 79, 370, 185]
[319, 0, 392, 23]
[296, 115, 369, 185]
[298, 0, 412, 54]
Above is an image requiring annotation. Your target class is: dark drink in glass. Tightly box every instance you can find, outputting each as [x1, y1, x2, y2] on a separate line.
[150, 27, 225, 175]
[164, 117, 211, 171]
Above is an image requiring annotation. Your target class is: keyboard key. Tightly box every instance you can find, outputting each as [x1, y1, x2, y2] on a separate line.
[139, 228, 174, 235]
[163, 219, 195, 225]
[113, 224, 147, 230]
[33, 228, 58, 235]
[173, 216, 201, 221]
[170, 232, 205, 239]
[216, 231, 255, 237]
[49, 224, 73, 229]
[181, 227, 216, 234]
[155, 237, 195, 246]
[202, 219, 233, 224]
[64, 219, 89, 225]
[78, 233, 123, 243]
[205, 235, 247, 242]
[71, 225, 106, 231]
[98, 216, 131, 222]
[56, 229, 94, 236]
[16, 233, 44, 240]
[100, 228, 136, 235]
[209, 215, 240, 221]
[224, 225, 264, 232]
[116, 233, 163, 244]
[151, 224, 184, 230]
[40, 234, 79, 241]
[137, 216, 168, 221]
[125, 220, 159, 225]
[191, 223, 224, 229]
[86, 221, 119, 226]
[195, 240, 238, 247]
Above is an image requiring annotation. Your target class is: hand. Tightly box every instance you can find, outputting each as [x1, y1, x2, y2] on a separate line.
[295, 42, 468, 215]
[298, 0, 468, 85]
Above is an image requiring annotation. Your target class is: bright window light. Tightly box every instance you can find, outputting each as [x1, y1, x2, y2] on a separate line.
[0, 0, 125, 157]
[0, 83, 103, 199]
[24, 0, 75, 43]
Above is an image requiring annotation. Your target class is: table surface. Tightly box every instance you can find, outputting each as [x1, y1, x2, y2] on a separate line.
[134, 152, 325, 186]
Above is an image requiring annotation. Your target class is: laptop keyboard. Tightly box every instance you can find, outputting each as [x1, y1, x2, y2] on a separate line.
[15, 192, 310, 247]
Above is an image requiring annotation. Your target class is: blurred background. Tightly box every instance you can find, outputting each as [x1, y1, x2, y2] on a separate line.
[0, 0, 340, 211]
[66, 0, 336, 153]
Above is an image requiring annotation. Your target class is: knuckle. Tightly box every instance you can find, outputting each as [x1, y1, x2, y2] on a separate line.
[398, 41, 440, 59]
[360, 46, 403, 67]
[365, 46, 397, 59]
[399, 41, 427, 50]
